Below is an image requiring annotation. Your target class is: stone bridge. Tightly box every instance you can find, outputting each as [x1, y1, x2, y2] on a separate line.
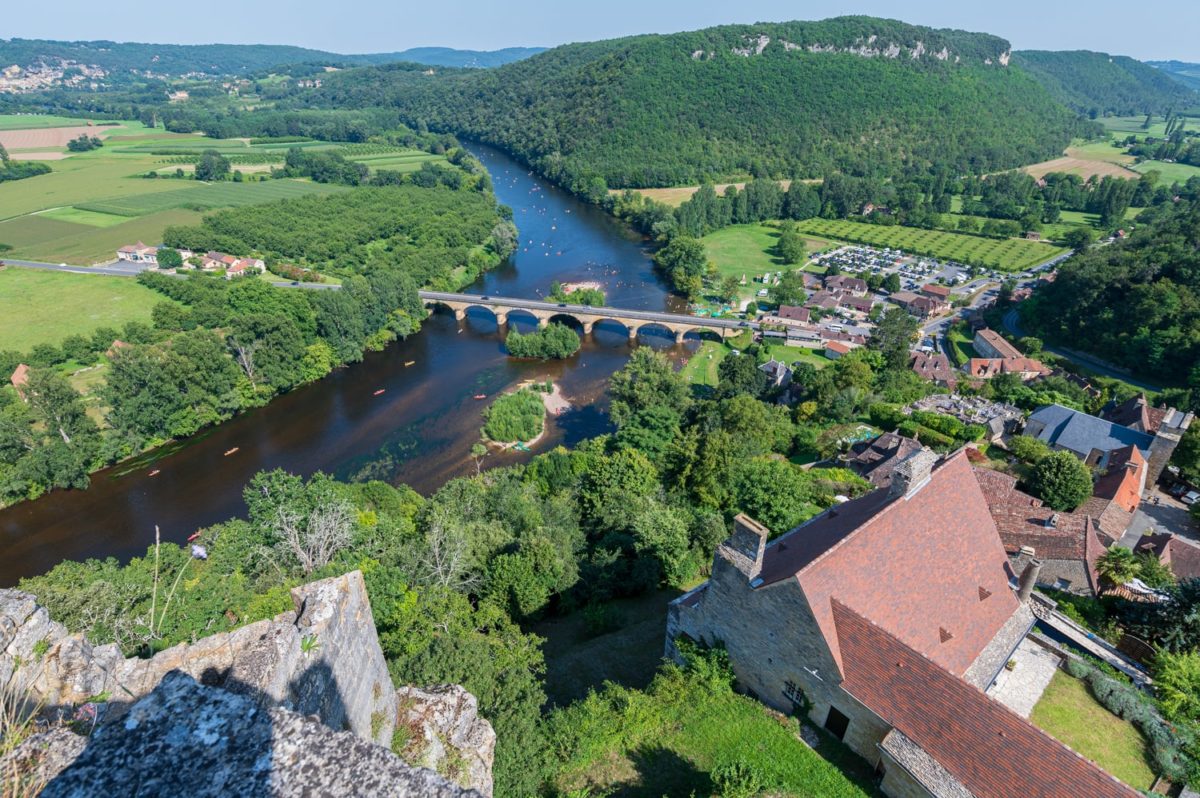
[419, 291, 757, 344]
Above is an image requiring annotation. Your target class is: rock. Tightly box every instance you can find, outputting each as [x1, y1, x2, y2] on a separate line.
[396, 685, 497, 797]
[32, 671, 480, 798]
[0, 728, 87, 788]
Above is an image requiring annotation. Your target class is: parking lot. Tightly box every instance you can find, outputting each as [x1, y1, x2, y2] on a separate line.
[811, 245, 1010, 293]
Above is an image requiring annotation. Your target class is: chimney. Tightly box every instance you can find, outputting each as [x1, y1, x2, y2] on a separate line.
[888, 448, 939, 499]
[725, 514, 770, 581]
[1044, 513, 1058, 529]
[1017, 558, 1043, 603]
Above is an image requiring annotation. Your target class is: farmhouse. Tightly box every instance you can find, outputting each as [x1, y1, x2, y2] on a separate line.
[225, 258, 266, 279]
[973, 328, 1022, 360]
[202, 251, 264, 276]
[666, 450, 1138, 798]
[115, 242, 157, 264]
[966, 356, 1052, 381]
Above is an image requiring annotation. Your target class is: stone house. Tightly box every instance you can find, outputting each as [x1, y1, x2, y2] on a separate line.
[115, 241, 157, 263]
[966, 356, 1052, 381]
[667, 449, 1138, 797]
[1136, 533, 1200, 581]
[919, 283, 951, 302]
[824, 274, 868, 296]
[844, 431, 923, 488]
[909, 351, 957, 390]
[972, 328, 1022, 360]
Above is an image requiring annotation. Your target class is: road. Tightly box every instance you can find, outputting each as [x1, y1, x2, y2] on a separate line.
[418, 290, 761, 332]
[2, 258, 340, 290]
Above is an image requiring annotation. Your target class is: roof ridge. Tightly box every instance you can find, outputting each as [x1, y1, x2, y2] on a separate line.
[793, 450, 966, 579]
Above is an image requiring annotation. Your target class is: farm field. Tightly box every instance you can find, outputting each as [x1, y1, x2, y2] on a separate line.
[0, 267, 170, 351]
[1097, 114, 1200, 138]
[1022, 140, 1139, 180]
[0, 209, 204, 264]
[0, 114, 124, 130]
[1133, 159, 1200, 183]
[795, 218, 1067, 272]
[615, 179, 820, 208]
[77, 179, 347, 216]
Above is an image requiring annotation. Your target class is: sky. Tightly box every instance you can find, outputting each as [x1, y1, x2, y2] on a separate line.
[5, 0, 1199, 62]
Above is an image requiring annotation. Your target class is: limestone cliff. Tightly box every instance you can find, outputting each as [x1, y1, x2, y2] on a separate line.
[0, 571, 495, 797]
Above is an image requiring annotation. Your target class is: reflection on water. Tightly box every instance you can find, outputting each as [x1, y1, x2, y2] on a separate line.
[0, 144, 694, 586]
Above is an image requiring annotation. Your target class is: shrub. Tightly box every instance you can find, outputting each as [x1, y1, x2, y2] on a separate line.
[482, 389, 545, 443]
[1027, 450, 1093, 511]
[1008, 434, 1052, 464]
[505, 323, 581, 359]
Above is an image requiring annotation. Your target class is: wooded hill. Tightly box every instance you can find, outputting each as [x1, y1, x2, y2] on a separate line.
[1013, 50, 1198, 116]
[304, 16, 1095, 189]
[0, 38, 540, 77]
[1148, 61, 1200, 93]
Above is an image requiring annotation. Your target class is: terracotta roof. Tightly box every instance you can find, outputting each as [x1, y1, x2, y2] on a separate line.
[759, 452, 1018, 676]
[921, 283, 951, 299]
[777, 305, 810, 322]
[847, 432, 924, 488]
[825, 275, 867, 293]
[824, 341, 853, 355]
[9, 363, 30, 388]
[1092, 445, 1144, 514]
[967, 357, 1052, 378]
[975, 329, 1022, 359]
[974, 467, 1105, 590]
[833, 601, 1141, 798]
[1137, 533, 1200, 581]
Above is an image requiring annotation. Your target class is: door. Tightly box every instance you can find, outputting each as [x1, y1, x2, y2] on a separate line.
[825, 706, 850, 740]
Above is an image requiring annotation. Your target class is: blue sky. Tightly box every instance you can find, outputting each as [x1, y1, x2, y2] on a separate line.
[6, 1, 1198, 61]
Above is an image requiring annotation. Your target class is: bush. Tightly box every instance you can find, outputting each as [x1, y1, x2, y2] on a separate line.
[482, 389, 545, 443]
[1008, 434, 1052, 464]
[1027, 450, 1093, 511]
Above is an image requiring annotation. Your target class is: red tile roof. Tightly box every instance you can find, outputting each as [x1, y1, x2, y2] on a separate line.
[833, 601, 1141, 798]
[921, 283, 951, 299]
[975, 328, 1023, 359]
[777, 305, 810, 322]
[909, 351, 957, 386]
[1137, 533, 1200, 581]
[968, 357, 1051, 378]
[824, 341, 853, 355]
[1092, 445, 1144, 514]
[759, 452, 1018, 676]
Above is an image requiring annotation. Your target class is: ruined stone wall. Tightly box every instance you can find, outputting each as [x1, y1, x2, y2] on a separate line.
[0, 570, 495, 796]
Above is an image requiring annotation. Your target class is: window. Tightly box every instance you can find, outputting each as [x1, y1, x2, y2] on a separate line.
[825, 706, 850, 741]
[1054, 578, 1072, 590]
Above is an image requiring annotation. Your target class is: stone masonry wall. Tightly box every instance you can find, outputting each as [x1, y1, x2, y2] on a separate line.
[0, 570, 495, 796]
[667, 553, 893, 765]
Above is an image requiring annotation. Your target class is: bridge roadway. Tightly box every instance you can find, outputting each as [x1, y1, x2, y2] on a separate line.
[419, 291, 757, 343]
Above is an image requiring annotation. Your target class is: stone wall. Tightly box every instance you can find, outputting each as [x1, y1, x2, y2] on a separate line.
[0, 571, 495, 796]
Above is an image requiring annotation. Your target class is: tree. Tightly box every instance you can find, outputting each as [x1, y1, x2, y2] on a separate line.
[1027, 450, 1093, 511]
[1096, 546, 1140, 588]
[156, 248, 183, 269]
[1062, 226, 1095, 252]
[24, 368, 95, 446]
[882, 273, 902, 293]
[717, 276, 741, 304]
[776, 224, 806, 264]
[654, 236, 708, 298]
[194, 149, 231, 181]
[868, 307, 919, 370]
[1155, 651, 1200, 725]
[609, 348, 690, 428]
[716, 352, 769, 399]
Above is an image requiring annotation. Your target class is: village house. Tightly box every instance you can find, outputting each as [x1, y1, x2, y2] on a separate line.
[759, 359, 793, 389]
[919, 283, 951, 302]
[909, 351, 957, 390]
[889, 291, 945, 319]
[974, 467, 1107, 595]
[225, 258, 266, 279]
[115, 242, 158, 264]
[973, 328, 1022, 360]
[844, 431, 924, 488]
[966, 356, 1052, 381]
[759, 305, 811, 327]
[1024, 401, 1191, 485]
[9, 363, 30, 400]
[1135, 533, 1200, 582]
[823, 274, 868, 296]
[666, 450, 1138, 798]
[824, 341, 853, 360]
[804, 290, 840, 312]
[836, 295, 875, 318]
[201, 251, 265, 277]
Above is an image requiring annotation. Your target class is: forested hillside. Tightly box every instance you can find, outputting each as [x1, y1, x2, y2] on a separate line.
[1013, 50, 1198, 116]
[1020, 187, 1200, 384]
[383, 47, 546, 68]
[1149, 61, 1200, 92]
[307, 16, 1091, 190]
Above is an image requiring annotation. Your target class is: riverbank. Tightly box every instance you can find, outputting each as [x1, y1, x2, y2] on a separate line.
[486, 380, 573, 451]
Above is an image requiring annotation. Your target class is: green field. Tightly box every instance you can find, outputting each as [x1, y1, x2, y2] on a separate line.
[77, 179, 347, 217]
[796, 219, 1067, 272]
[1097, 114, 1197, 138]
[0, 209, 205, 264]
[680, 341, 729, 388]
[1030, 672, 1156, 791]
[700, 223, 841, 307]
[0, 267, 170, 351]
[37, 206, 130, 227]
[1133, 159, 1200, 183]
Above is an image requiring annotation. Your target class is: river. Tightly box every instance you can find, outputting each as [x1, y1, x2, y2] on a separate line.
[0, 145, 695, 586]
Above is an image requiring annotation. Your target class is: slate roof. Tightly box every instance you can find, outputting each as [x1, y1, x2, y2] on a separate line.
[1026, 404, 1154, 458]
[1104, 394, 1168, 434]
[757, 451, 1018, 677]
[910, 351, 957, 386]
[833, 601, 1141, 798]
[847, 432, 924, 488]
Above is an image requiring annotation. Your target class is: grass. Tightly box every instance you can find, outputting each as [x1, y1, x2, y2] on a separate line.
[77, 179, 347, 217]
[37, 206, 129, 228]
[0, 113, 124, 130]
[0, 267, 169, 351]
[1133, 159, 1200, 184]
[796, 218, 1066, 272]
[945, 326, 978, 367]
[761, 343, 833, 370]
[679, 341, 728, 389]
[700, 223, 840, 307]
[1030, 671, 1156, 791]
[543, 660, 876, 797]
[0, 208, 205, 264]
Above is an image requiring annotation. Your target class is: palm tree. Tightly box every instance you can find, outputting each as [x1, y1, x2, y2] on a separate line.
[1097, 547, 1140, 588]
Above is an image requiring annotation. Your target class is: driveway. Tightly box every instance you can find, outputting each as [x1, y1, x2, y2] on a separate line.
[1121, 488, 1199, 547]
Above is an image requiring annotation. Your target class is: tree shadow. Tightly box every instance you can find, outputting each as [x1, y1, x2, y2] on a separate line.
[609, 744, 713, 798]
[39, 657, 369, 796]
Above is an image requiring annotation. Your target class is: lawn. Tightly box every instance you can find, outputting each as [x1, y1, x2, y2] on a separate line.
[680, 341, 728, 389]
[700, 223, 840, 307]
[0, 267, 170, 352]
[762, 343, 833, 370]
[1134, 159, 1200, 184]
[945, 325, 979, 367]
[796, 218, 1067, 272]
[543, 660, 877, 798]
[0, 208, 205, 264]
[1029, 671, 1156, 791]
